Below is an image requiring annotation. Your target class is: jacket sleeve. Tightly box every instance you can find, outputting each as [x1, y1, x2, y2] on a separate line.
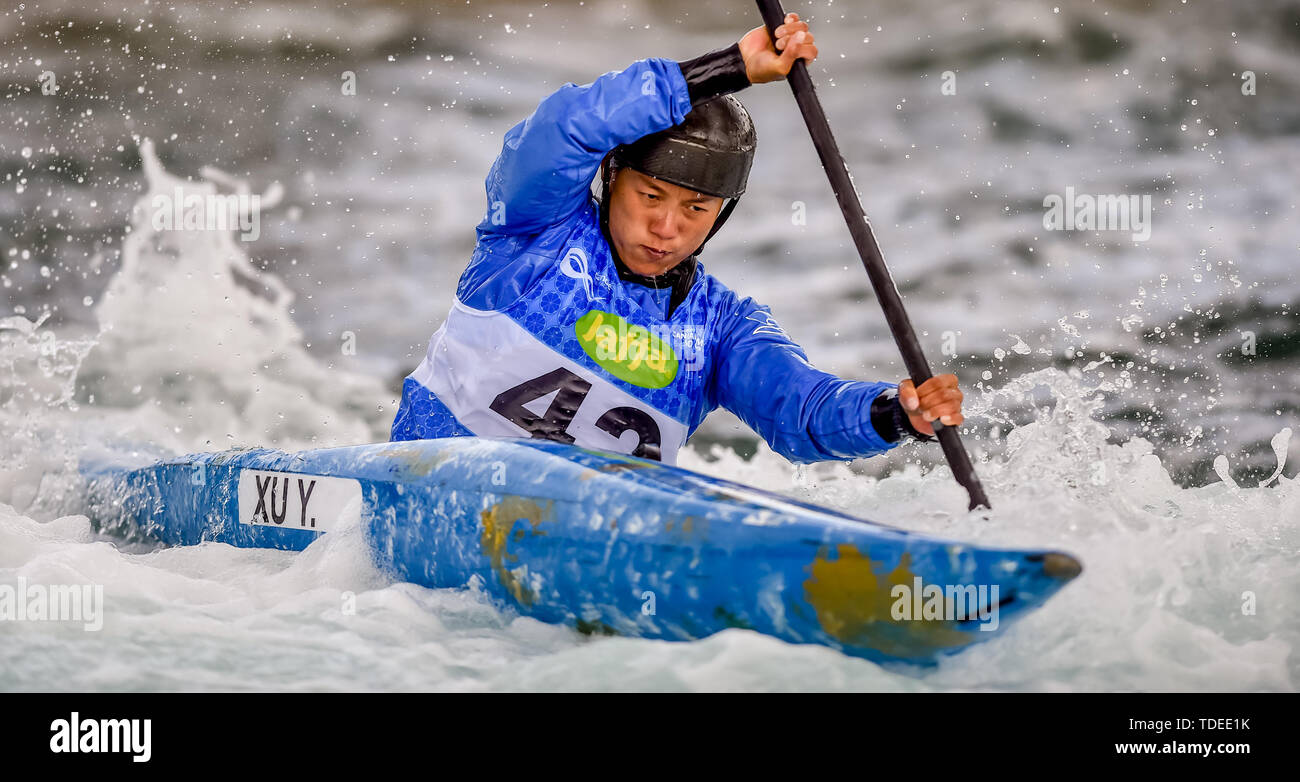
[475, 58, 694, 239]
[713, 295, 902, 464]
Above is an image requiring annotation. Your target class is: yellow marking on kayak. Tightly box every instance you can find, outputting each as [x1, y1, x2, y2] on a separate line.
[803, 546, 975, 657]
[385, 443, 456, 477]
[596, 461, 651, 473]
[480, 496, 553, 606]
[572, 446, 661, 469]
[658, 515, 709, 544]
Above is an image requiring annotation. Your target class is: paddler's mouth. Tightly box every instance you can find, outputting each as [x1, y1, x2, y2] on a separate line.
[640, 245, 672, 261]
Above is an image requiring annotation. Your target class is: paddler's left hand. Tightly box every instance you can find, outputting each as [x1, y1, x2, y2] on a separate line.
[739, 12, 819, 84]
[898, 374, 965, 437]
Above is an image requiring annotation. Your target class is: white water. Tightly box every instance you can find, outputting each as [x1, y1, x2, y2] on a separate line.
[0, 141, 1295, 692]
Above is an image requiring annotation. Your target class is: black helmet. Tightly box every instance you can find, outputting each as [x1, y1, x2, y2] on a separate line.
[599, 96, 756, 259]
[612, 95, 756, 199]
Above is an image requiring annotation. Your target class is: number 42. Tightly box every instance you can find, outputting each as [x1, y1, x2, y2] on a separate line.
[488, 368, 663, 460]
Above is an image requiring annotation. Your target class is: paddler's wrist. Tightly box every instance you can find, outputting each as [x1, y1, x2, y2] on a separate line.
[678, 43, 751, 105]
[870, 389, 937, 445]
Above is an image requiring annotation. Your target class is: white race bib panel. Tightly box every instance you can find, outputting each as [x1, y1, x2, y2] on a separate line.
[237, 470, 362, 532]
[412, 303, 689, 461]
[396, 213, 723, 465]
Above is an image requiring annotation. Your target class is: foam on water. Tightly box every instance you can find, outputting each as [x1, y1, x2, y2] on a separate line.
[0, 141, 1295, 692]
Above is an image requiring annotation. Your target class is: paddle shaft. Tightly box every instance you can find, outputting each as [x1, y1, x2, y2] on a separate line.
[755, 0, 990, 510]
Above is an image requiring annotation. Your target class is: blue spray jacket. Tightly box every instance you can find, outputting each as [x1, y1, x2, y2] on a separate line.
[390, 54, 903, 464]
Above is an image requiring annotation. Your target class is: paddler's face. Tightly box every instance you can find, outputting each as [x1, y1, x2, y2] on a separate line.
[607, 166, 724, 276]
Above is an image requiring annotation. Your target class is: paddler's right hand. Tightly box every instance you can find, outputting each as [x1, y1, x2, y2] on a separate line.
[738, 12, 819, 84]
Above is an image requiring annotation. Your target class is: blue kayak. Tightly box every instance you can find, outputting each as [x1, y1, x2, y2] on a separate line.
[81, 437, 1080, 664]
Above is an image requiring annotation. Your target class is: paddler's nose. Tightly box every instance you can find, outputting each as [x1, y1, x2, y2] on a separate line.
[648, 208, 679, 241]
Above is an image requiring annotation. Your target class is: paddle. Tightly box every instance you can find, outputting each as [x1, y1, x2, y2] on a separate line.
[755, 0, 991, 511]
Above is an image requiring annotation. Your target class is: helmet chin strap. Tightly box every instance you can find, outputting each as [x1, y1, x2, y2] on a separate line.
[699, 197, 738, 252]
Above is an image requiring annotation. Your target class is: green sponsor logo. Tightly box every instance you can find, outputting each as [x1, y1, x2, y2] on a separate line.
[574, 310, 678, 389]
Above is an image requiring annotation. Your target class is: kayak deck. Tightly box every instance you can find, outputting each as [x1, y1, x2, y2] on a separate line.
[82, 437, 1081, 664]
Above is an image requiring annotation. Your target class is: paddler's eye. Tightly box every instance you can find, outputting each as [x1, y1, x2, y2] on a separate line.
[642, 192, 659, 201]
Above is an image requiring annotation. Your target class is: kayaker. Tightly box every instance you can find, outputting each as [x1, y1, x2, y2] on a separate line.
[391, 12, 966, 465]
